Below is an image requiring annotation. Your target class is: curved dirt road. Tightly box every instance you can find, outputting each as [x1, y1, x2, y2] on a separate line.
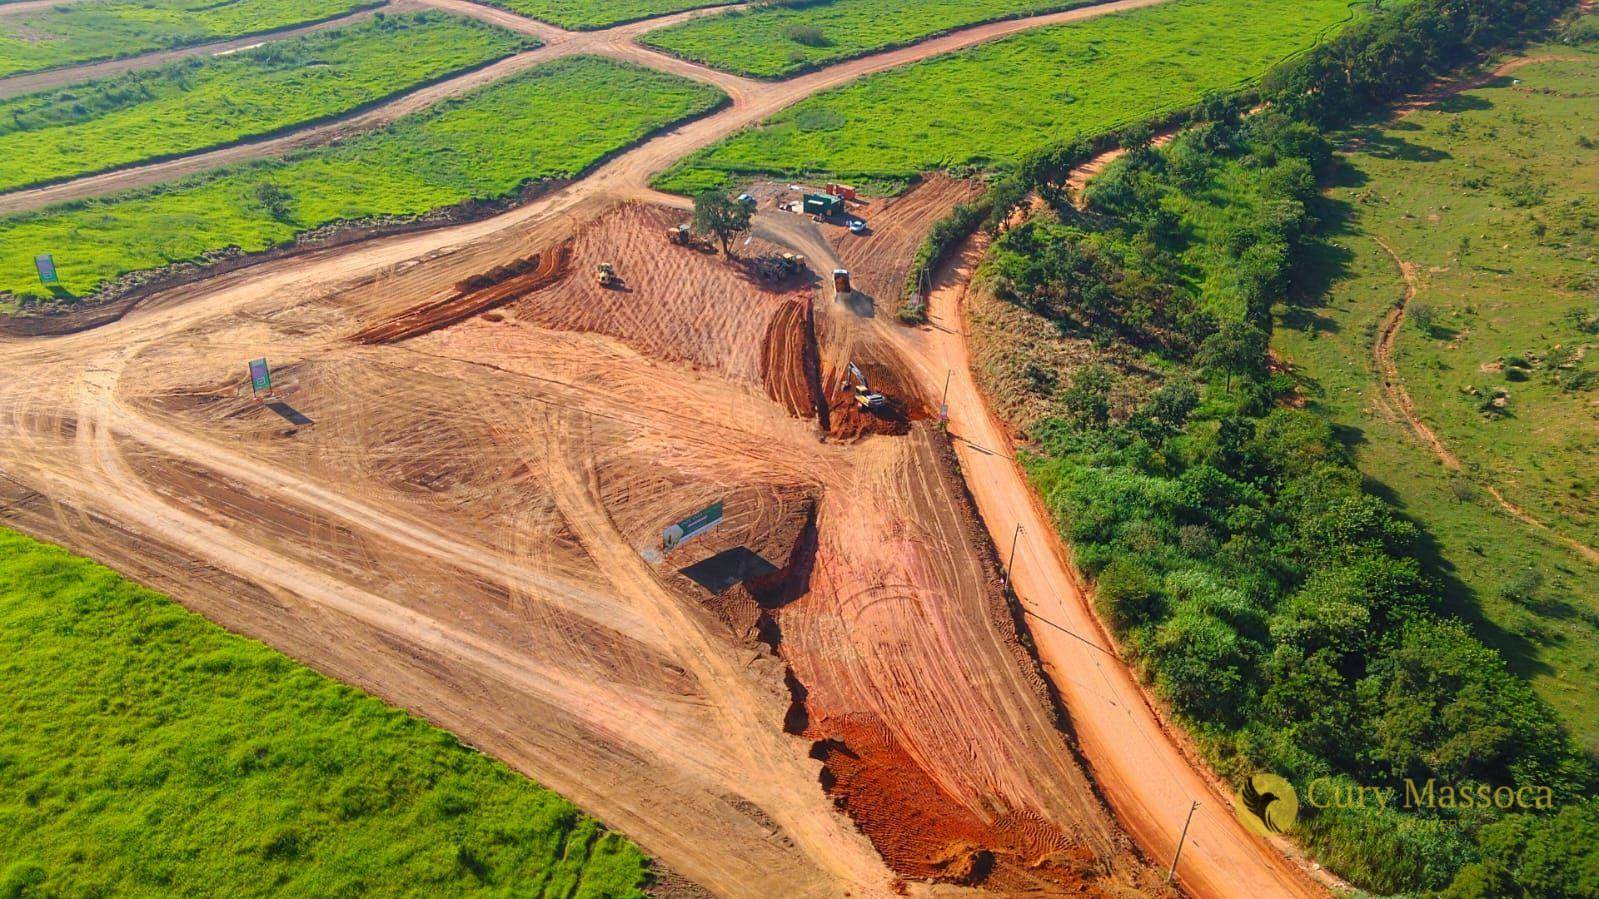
[0, 2, 765, 214]
[0, 3, 393, 100]
[0, 48, 561, 214]
[879, 235, 1329, 899]
[0, 0, 1170, 214]
[0, 0, 1335, 895]
[1370, 235, 1599, 566]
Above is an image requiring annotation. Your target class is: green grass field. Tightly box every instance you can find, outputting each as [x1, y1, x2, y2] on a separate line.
[0, 0, 381, 78]
[0, 527, 649, 896]
[476, 0, 723, 30]
[654, 0, 1361, 194]
[0, 12, 533, 194]
[640, 0, 1096, 79]
[0, 56, 724, 302]
[1274, 34, 1599, 751]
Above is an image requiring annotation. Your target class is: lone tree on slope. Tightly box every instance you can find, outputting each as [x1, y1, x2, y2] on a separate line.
[692, 190, 752, 257]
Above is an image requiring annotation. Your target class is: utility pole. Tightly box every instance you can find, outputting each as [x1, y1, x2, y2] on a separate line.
[1003, 524, 1022, 586]
[940, 368, 952, 407]
[1167, 801, 1201, 884]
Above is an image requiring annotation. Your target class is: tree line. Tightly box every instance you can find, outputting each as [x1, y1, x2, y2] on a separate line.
[962, 1, 1596, 895]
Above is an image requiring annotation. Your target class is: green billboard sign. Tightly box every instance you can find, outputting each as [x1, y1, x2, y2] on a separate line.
[248, 358, 271, 395]
[34, 254, 58, 286]
[663, 500, 723, 551]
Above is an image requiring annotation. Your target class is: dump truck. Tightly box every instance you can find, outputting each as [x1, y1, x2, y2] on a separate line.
[833, 269, 852, 294]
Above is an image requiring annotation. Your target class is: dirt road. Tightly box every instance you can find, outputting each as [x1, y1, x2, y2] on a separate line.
[880, 237, 1330, 899]
[1369, 235, 1599, 566]
[0, 3, 393, 99]
[2, 0, 1165, 214]
[0, 3, 758, 214]
[0, 48, 560, 214]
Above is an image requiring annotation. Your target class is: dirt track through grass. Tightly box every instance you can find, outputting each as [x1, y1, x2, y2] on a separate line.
[655, 0, 1362, 193]
[476, 0, 728, 30]
[0, 0, 383, 78]
[1276, 39, 1599, 752]
[0, 12, 532, 195]
[641, 0, 1098, 79]
[0, 56, 725, 301]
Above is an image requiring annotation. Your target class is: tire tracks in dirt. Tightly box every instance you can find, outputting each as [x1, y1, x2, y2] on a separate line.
[879, 231, 1332, 899]
[1369, 234, 1599, 566]
[0, 1, 1255, 895]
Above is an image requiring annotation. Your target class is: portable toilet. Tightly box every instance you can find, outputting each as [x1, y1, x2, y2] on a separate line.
[804, 193, 843, 216]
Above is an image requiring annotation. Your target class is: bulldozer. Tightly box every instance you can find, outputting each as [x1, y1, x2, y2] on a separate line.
[753, 252, 807, 282]
[595, 262, 619, 288]
[847, 362, 888, 410]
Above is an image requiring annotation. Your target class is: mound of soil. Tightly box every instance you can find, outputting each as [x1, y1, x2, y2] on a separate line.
[507, 203, 808, 385]
[351, 241, 572, 344]
[805, 716, 1105, 893]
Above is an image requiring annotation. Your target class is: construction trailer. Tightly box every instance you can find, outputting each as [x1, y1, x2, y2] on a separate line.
[803, 193, 844, 217]
[826, 183, 858, 201]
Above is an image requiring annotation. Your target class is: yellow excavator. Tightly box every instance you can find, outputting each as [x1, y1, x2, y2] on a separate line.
[847, 362, 888, 410]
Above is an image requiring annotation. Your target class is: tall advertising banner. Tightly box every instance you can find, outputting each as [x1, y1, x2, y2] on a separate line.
[34, 254, 58, 286]
[248, 358, 272, 395]
[663, 501, 724, 551]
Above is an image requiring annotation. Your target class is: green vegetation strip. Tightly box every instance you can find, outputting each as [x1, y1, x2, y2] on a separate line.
[0, 0, 382, 79]
[0, 527, 649, 896]
[654, 0, 1360, 194]
[0, 56, 725, 300]
[475, 0, 724, 31]
[0, 12, 535, 194]
[642, 0, 1097, 80]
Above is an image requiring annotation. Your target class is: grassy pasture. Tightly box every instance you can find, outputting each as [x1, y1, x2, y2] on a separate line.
[476, 0, 724, 30]
[0, 12, 534, 194]
[1274, 39, 1599, 751]
[654, 0, 1361, 194]
[640, 0, 1097, 79]
[0, 56, 724, 301]
[0, 526, 650, 897]
[0, 0, 381, 78]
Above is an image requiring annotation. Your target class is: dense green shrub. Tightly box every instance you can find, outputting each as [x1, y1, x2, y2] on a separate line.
[1011, 102, 1594, 896]
[1262, 0, 1573, 126]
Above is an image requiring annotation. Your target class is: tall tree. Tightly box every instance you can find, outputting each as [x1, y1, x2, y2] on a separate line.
[692, 190, 752, 257]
